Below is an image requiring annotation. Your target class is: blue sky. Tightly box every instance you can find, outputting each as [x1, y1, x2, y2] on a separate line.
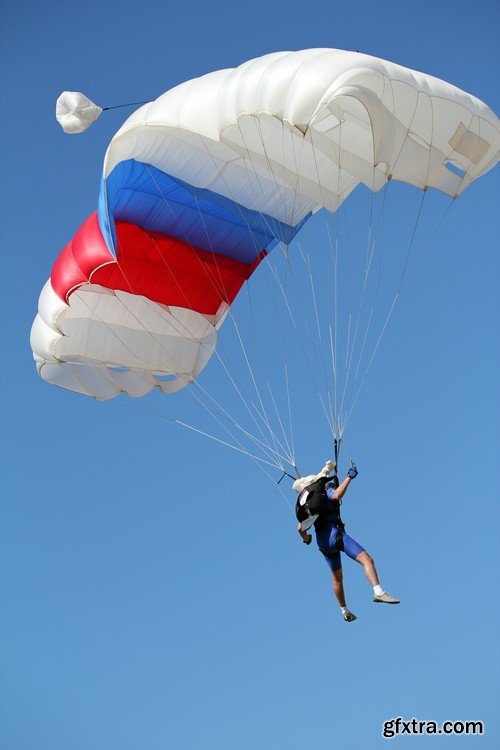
[1, 1, 499, 748]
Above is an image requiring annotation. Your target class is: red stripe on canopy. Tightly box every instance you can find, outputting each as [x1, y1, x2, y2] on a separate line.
[51, 212, 266, 316]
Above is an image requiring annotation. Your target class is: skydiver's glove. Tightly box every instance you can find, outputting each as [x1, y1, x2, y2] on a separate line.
[303, 534, 312, 545]
[323, 459, 336, 474]
[347, 464, 358, 479]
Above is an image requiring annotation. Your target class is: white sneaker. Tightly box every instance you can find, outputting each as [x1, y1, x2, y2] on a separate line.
[373, 592, 400, 604]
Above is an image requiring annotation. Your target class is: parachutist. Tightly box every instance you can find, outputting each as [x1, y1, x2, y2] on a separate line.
[294, 460, 400, 619]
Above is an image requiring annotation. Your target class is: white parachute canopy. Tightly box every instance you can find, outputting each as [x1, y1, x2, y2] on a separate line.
[56, 91, 102, 134]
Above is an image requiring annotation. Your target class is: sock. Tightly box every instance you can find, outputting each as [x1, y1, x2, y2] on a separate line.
[373, 585, 384, 597]
[341, 606, 350, 615]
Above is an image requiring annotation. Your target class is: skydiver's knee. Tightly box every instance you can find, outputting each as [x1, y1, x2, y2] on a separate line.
[357, 551, 373, 566]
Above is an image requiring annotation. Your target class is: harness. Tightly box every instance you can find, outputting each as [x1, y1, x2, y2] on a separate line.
[295, 475, 346, 550]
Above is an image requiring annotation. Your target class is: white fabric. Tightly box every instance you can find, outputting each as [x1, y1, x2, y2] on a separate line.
[31, 282, 218, 399]
[56, 91, 102, 134]
[292, 460, 336, 493]
[104, 49, 499, 228]
[38, 52, 498, 401]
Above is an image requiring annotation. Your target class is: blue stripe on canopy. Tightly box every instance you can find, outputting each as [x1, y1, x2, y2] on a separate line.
[98, 160, 307, 263]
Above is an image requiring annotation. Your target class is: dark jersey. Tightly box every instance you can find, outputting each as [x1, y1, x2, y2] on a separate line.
[313, 487, 342, 530]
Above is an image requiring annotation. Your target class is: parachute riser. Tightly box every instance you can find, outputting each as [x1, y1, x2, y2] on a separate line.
[334, 437, 341, 477]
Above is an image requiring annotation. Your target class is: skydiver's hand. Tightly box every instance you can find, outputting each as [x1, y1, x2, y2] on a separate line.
[297, 523, 312, 544]
[325, 460, 336, 472]
[347, 463, 358, 479]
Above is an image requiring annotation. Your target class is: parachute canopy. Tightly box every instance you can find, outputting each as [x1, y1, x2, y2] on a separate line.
[33, 49, 499, 400]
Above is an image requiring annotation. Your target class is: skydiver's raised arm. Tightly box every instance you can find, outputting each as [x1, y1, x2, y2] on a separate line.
[332, 464, 358, 501]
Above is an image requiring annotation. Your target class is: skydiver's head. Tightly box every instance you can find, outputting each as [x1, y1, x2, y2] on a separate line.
[326, 475, 339, 491]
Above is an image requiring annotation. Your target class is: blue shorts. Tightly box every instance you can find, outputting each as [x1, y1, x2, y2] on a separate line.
[315, 526, 365, 572]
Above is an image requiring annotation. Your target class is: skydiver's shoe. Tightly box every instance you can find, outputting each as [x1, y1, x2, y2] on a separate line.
[343, 612, 357, 622]
[373, 592, 400, 604]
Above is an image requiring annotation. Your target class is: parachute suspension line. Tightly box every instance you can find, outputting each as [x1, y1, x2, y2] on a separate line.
[308, 133, 343, 437]
[196, 134, 304, 463]
[240, 275, 297, 465]
[256, 254, 337, 435]
[330, 86, 432, 423]
[287, 129, 345, 436]
[141, 164, 296, 467]
[193, 193, 233, 302]
[184, 384, 290, 471]
[312, 111, 361, 438]
[342, 166, 390, 430]
[195, 125, 310, 462]
[146, 126, 356, 464]
[228, 200, 301, 468]
[82, 226, 291, 471]
[321, 209, 341, 427]
[395, 188, 428, 293]
[339, 436, 356, 468]
[336, 167, 378, 434]
[115, 229, 285, 466]
[328, 324, 337, 416]
[284, 363, 296, 466]
[274, 251, 337, 435]
[265, 248, 336, 435]
[264, 375, 296, 466]
[311, 139, 344, 433]
[189, 189, 294, 466]
[110, 399, 296, 518]
[173, 420, 288, 473]
[255, 117, 296, 233]
[73, 269, 288, 470]
[351, 182, 391, 388]
[258, 121, 317, 462]
[416, 196, 456, 262]
[237, 273, 296, 465]
[353, 306, 375, 384]
[334, 114, 346, 437]
[297, 241, 336, 431]
[345, 312, 352, 370]
[143, 165, 230, 302]
[214, 118, 339, 443]
[108, 399, 290, 474]
[349, 188, 457, 426]
[374, 180, 390, 295]
[187, 375, 294, 468]
[342, 188, 429, 431]
[56, 282, 270, 471]
[225, 311, 295, 465]
[334, 232, 339, 434]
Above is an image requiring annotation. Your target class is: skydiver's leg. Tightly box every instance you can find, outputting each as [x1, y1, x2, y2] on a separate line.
[355, 550, 380, 586]
[340, 533, 377, 584]
[323, 554, 356, 621]
[354, 549, 400, 602]
[332, 567, 346, 607]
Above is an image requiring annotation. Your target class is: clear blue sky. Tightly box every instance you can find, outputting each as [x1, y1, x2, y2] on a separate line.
[1, 1, 499, 748]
